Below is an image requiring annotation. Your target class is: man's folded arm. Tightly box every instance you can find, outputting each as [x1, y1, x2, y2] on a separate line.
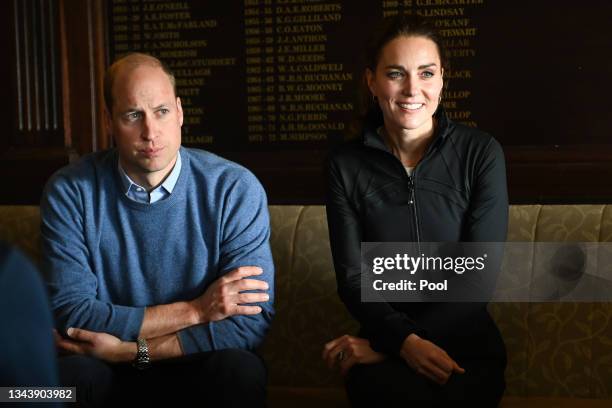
[176, 171, 275, 353]
[177, 311, 273, 354]
[41, 175, 146, 340]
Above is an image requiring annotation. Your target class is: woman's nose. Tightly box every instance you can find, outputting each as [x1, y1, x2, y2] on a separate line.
[401, 76, 418, 97]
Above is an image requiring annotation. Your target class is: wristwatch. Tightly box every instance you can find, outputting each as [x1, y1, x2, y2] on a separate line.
[133, 338, 151, 370]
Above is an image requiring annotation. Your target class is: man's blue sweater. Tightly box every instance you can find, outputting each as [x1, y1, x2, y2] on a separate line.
[41, 147, 274, 355]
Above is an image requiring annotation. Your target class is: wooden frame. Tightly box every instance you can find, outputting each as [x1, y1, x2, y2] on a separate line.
[2, 0, 612, 205]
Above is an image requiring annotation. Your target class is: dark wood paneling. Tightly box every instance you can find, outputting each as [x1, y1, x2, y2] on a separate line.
[98, 0, 612, 205]
[2, 0, 612, 205]
[10, 0, 64, 146]
[1, 0, 70, 205]
[1, 148, 72, 204]
[60, 0, 108, 154]
[506, 146, 612, 204]
[1, 0, 108, 205]
[223, 151, 328, 205]
[225, 147, 612, 205]
[0, 2, 14, 154]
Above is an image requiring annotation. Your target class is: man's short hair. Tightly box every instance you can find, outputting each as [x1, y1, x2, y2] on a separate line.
[103, 53, 176, 114]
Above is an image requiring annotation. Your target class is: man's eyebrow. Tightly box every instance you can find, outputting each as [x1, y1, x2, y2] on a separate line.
[120, 107, 143, 115]
[120, 104, 169, 114]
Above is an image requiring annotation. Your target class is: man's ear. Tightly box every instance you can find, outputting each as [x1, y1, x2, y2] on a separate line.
[176, 97, 184, 127]
[104, 108, 113, 137]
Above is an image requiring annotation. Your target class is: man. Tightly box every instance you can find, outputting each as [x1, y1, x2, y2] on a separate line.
[41, 53, 273, 406]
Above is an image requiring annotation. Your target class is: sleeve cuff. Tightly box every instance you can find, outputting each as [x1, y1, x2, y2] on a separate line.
[111, 304, 146, 341]
[177, 324, 215, 355]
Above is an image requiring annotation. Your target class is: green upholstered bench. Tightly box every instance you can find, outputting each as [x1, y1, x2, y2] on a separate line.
[1, 205, 611, 407]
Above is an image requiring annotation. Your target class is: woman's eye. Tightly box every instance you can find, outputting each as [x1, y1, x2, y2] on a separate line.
[421, 71, 434, 79]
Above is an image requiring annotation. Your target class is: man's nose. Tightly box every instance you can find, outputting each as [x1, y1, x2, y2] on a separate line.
[141, 114, 157, 141]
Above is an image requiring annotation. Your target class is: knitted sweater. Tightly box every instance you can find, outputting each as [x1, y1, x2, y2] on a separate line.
[41, 147, 274, 354]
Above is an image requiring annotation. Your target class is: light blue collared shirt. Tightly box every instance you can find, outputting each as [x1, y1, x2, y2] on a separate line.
[118, 151, 182, 204]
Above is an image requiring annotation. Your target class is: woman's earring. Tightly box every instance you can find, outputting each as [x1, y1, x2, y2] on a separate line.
[372, 95, 377, 104]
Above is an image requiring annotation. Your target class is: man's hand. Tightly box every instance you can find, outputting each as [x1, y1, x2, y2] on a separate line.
[190, 266, 270, 324]
[400, 333, 465, 384]
[322, 334, 386, 376]
[54, 328, 136, 363]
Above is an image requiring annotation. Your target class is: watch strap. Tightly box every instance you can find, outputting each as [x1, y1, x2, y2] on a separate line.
[133, 338, 151, 369]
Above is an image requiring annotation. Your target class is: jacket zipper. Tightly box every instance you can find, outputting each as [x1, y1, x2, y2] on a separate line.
[408, 173, 421, 244]
[366, 120, 446, 246]
[382, 149, 422, 245]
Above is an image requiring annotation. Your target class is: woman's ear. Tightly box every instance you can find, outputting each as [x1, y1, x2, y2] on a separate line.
[440, 67, 447, 91]
[365, 68, 376, 98]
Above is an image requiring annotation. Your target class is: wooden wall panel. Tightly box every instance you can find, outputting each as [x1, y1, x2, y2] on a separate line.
[11, 0, 63, 146]
[1, 0, 107, 204]
[0, 0, 611, 205]
[60, 0, 108, 155]
[1, 0, 70, 204]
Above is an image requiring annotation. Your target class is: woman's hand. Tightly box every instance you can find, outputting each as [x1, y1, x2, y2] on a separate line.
[400, 333, 465, 384]
[322, 335, 386, 375]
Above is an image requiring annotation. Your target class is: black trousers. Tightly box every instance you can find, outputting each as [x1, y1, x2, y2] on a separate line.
[58, 349, 267, 407]
[348, 308, 507, 407]
[345, 355, 505, 408]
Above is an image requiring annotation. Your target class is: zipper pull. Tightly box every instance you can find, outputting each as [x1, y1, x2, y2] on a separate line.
[408, 176, 414, 205]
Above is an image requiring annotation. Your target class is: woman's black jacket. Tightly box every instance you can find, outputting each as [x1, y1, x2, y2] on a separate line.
[326, 107, 508, 356]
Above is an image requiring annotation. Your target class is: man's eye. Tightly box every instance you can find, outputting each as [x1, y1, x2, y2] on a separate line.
[159, 108, 170, 115]
[387, 71, 403, 79]
[126, 112, 142, 121]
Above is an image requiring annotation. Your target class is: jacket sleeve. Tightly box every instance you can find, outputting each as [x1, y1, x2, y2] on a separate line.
[460, 137, 509, 301]
[177, 171, 274, 353]
[326, 155, 425, 356]
[41, 173, 145, 340]
[463, 137, 509, 242]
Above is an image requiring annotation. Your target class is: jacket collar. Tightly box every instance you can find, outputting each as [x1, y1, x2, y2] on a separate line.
[362, 106, 454, 153]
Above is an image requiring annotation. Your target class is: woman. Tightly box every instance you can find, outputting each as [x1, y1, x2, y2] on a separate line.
[322, 16, 508, 406]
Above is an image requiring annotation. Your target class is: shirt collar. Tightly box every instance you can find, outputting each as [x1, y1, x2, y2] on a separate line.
[161, 151, 182, 194]
[118, 151, 182, 199]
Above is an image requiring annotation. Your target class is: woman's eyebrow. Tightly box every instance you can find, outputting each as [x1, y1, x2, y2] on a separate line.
[383, 63, 438, 70]
[418, 63, 438, 69]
